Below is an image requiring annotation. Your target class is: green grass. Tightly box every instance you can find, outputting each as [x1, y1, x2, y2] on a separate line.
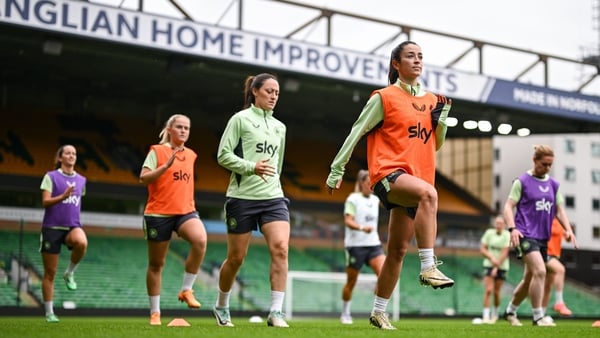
[0, 316, 598, 338]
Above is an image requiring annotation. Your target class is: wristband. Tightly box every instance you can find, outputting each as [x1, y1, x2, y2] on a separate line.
[508, 227, 515, 233]
[358, 225, 364, 231]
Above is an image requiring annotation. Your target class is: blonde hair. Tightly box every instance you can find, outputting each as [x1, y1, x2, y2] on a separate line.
[354, 169, 369, 192]
[159, 114, 189, 144]
[533, 144, 554, 160]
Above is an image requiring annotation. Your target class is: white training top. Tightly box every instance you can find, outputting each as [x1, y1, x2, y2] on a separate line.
[343, 192, 381, 247]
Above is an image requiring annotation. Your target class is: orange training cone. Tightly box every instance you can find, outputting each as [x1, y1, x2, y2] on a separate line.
[168, 318, 191, 327]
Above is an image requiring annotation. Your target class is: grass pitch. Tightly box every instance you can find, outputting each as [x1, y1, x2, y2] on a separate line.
[0, 316, 598, 338]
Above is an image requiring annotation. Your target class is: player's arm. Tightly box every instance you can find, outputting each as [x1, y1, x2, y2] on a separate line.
[503, 179, 522, 245]
[497, 246, 510, 266]
[480, 240, 498, 266]
[277, 125, 286, 177]
[343, 198, 361, 231]
[138, 148, 181, 184]
[432, 94, 452, 151]
[217, 115, 256, 176]
[40, 174, 74, 208]
[326, 94, 384, 193]
[479, 242, 492, 260]
[344, 214, 365, 232]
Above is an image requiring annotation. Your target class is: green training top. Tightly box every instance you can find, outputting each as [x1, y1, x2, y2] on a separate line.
[217, 104, 287, 200]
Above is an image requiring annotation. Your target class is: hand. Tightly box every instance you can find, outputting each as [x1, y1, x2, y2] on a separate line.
[166, 146, 183, 167]
[565, 231, 578, 249]
[326, 179, 342, 195]
[255, 158, 276, 182]
[490, 267, 498, 278]
[437, 94, 451, 105]
[362, 225, 373, 234]
[62, 185, 75, 200]
[431, 94, 452, 129]
[510, 228, 523, 247]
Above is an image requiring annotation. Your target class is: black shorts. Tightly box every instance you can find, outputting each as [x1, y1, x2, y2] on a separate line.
[373, 170, 417, 218]
[345, 245, 385, 270]
[483, 267, 507, 280]
[143, 211, 199, 242]
[514, 237, 548, 261]
[224, 197, 290, 234]
[39, 227, 77, 254]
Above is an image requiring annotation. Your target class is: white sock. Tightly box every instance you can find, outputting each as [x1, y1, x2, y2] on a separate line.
[149, 295, 160, 314]
[372, 296, 388, 314]
[342, 301, 351, 316]
[493, 306, 500, 317]
[181, 272, 197, 291]
[506, 302, 518, 314]
[554, 291, 564, 304]
[532, 307, 544, 321]
[270, 291, 285, 312]
[44, 301, 54, 315]
[418, 248, 435, 271]
[216, 288, 231, 309]
[482, 307, 490, 319]
[65, 261, 79, 275]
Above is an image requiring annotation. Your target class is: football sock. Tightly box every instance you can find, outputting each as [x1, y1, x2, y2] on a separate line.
[44, 301, 54, 315]
[181, 272, 197, 291]
[216, 288, 231, 308]
[270, 291, 285, 312]
[372, 296, 388, 313]
[342, 301, 351, 316]
[554, 291, 564, 304]
[65, 261, 79, 275]
[483, 307, 490, 319]
[418, 248, 434, 271]
[149, 295, 160, 314]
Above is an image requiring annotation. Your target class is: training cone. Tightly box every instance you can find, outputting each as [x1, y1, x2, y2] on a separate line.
[592, 320, 600, 327]
[167, 318, 191, 327]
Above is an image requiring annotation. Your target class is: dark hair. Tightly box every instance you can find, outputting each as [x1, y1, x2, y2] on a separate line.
[243, 73, 278, 108]
[388, 41, 419, 84]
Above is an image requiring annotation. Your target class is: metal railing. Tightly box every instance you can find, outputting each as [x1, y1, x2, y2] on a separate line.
[98, 0, 600, 95]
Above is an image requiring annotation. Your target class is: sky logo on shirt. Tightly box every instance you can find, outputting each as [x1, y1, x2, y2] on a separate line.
[535, 198, 553, 213]
[173, 170, 191, 183]
[256, 141, 278, 156]
[408, 122, 433, 144]
[63, 195, 80, 207]
[62, 181, 80, 206]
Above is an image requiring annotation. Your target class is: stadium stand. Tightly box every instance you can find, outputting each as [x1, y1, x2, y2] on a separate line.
[1, 229, 600, 316]
[0, 230, 208, 309]
[0, 110, 359, 204]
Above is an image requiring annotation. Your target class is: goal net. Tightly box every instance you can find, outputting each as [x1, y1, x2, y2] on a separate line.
[285, 271, 400, 320]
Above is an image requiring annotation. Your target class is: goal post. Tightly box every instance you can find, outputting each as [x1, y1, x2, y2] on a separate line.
[285, 271, 400, 320]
